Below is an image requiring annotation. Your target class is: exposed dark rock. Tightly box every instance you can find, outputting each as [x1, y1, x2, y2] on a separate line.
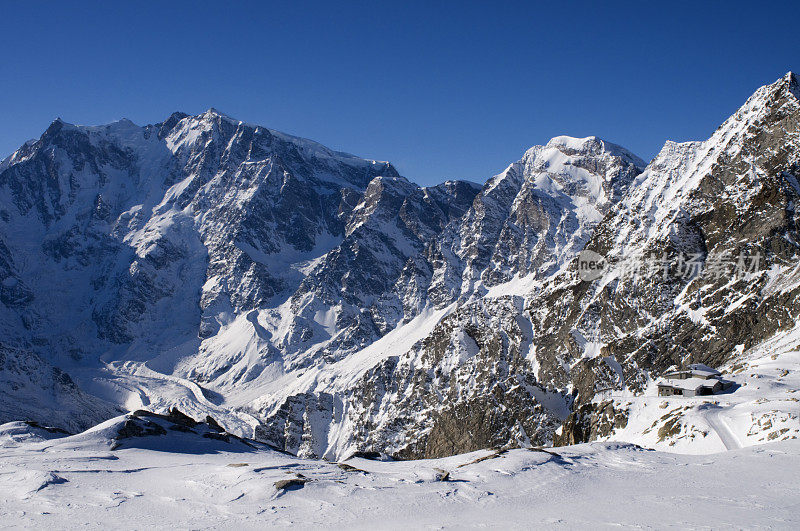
[23, 421, 70, 435]
[205, 415, 225, 432]
[337, 463, 368, 474]
[274, 477, 308, 491]
[553, 400, 629, 447]
[433, 468, 450, 481]
[116, 418, 168, 439]
[202, 431, 231, 442]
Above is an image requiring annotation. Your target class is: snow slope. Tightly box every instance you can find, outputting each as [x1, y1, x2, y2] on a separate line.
[0, 418, 797, 529]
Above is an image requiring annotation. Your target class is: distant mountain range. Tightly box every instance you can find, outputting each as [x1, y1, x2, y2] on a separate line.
[1, 73, 799, 459]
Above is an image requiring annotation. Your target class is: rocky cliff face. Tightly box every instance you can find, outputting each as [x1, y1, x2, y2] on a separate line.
[1, 74, 799, 458]
[534, 73, 800, 436]
[246, 135, 647, 458]
[425, 136, 645, 306]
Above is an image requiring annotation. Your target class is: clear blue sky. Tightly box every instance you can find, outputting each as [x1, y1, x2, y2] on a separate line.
[1, 1, 798, 185]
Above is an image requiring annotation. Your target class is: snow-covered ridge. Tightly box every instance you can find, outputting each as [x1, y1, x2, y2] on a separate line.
[536, 72, 800, 453]
[607, 71, 800, 259]
[545, 134, 646, 166]
[164, 108, 394, 179]
[0, 107, 408, 433]
[443, 132, 646, 300]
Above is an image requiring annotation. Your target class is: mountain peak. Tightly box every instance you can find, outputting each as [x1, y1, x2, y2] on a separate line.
[546, 134, 599, 149]
[201, 107, 237, 122]
[539, 135, 646, 169]
[743, 71, 800, 112]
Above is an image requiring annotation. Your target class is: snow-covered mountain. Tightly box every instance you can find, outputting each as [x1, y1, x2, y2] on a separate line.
[0, 109, 402, 429]
[0, 73, 798, 460]
[546, 72, 800, 444]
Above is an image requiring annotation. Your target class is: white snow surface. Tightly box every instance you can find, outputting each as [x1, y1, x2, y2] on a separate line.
[0, 420, 797, 529]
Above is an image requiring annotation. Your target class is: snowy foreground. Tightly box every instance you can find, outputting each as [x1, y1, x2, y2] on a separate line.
[2, 332, 798, 531]
[1, 419, 798, 529]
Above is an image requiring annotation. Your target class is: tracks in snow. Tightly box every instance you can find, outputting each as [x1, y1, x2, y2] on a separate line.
[705, 407, 742, 451]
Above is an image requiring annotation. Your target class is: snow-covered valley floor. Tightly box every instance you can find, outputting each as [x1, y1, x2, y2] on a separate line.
[1, 419, 798, 529]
